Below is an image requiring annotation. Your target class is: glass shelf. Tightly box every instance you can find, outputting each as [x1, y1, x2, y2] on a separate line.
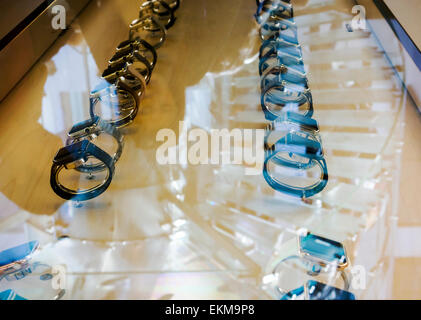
[0, 0, 420, 299]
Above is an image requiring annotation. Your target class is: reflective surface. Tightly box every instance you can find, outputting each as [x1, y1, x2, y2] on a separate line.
[0, 0, 420, 299]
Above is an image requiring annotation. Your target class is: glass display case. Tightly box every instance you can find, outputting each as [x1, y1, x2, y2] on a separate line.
[0, 0, 420, 300]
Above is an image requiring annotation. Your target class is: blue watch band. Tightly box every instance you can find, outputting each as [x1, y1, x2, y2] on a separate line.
[0, 289, 27, 300]
[260, 38, 302, 60]
[255, 0, 293, 24]
[263, 133, 328, 198]
[259, 50, 305, 76]
[280, 285, 304, 300]
[0, 241, 39, 272]
[260, 65, 309, 92]
[260, 18, 298, 44]
[280, 281, 355, 300]
[264, 115, 322, 170]
[261, 80, 314, 121]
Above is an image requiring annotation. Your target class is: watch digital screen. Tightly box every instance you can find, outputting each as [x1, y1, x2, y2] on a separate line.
[299, 233, 347, 266]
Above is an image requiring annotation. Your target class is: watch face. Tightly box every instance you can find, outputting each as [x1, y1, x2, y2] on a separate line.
[53, 140, 90, 165]
[0, 241, 39, 269]
[299, 233, 347, 267]
[68, 116, 99, 137]
[306, 280, 355, 300]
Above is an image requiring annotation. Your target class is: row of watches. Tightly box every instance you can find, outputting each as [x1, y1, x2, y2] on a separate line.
[50, 0, 181, 202]
[255, 0, 328, 199]
[0, 232, 355, 300]
[255, 1, 354, 300]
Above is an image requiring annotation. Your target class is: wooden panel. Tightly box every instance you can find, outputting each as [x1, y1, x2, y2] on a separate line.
[0, 0, 91, 101]
[0, 0, 44, 40]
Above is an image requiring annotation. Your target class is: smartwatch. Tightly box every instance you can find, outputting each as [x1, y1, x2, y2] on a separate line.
[90, 64, 143, 128]
[102, 61, 147, 95]
[260, 17, 298, 43]
[260, 38, 303, 59]
[263, 132, 328, 198]
[259, 50, 305, 76]
[139, 0, 176, 30]
[260, 64, 308, 91]
[255, 0, 293, 24]
[274, 111, 319, 131]
[265, 112, 322, 169]
[266, 232, 350, 297]
[129, 15, 167, 49]
[280, 280, 356, 300]
[66, 116, 124, 173]
[109, 51, 153, 84]
[115, 38, 157, 72]
[261, 79, 314, 120]
[270, 3, 294, 21]
[50, 140, 115, 201]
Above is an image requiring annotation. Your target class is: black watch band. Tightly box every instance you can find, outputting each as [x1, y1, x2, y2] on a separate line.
[50, 140, 115, 201]
[154, 0, 177, 29]
[129, 15, 167, 49]
[109, 51, 153, 84]
[66, 116, 124, 173]
[115, 39, 158, 71]
[161, 0, 180, 12]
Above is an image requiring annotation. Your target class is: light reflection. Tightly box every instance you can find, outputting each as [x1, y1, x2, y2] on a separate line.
[39, 33, 99, 136]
